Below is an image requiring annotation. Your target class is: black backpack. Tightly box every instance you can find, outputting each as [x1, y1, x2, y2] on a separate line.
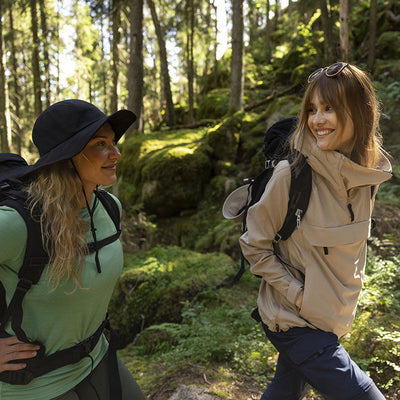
[234, 117, 312, 282]
[0, 153, 121, 389]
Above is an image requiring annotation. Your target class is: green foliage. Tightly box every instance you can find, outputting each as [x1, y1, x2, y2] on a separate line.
[342, 255, 400, 390]
[109, 246, 237, 347]
[375, 164, 400, 208]
[119, 250, 400, 396]
[196, 89, 231, 120]
[377, 31, 400, 59]
[124, 273, 277, 376]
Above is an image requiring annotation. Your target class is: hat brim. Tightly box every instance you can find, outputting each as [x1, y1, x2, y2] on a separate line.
[222, 184, 250, 221]
[26, 109, 136, 175]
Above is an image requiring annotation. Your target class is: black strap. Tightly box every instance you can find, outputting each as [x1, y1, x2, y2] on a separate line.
[0, 316, 109, 385]
[94, 189, 121, 234]
[274, 154, 312, 242]
[106, 318, 122, 400]
[86, 190, 121, 253]
[0, 197, 48, 343]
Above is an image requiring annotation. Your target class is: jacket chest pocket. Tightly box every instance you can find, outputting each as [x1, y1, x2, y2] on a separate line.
[302, 220, 371, 248]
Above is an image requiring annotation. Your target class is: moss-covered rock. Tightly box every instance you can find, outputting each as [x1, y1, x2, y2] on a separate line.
[118, 129, 212, 217]
[109, 246, 237, 347]
[196, 88, 230, 120]
[206, 113, 243, 161]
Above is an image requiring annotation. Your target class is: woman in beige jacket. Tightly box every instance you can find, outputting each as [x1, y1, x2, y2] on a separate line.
[239, 63, 391, 399]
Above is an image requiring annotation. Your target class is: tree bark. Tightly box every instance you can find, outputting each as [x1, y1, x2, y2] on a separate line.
[8, 7, 22, 153]
[147, 0, 175, 127]
[367, 0, 377, 73]
[186, 0, 195, 124]
[30, 0, 42, 117]
[339, 0, 349, 62]
[38, 0, 51, 108]
[110, 0, 121, 113]
[128, 0, 144, 134]
[265, 0, 271, 63]
[229, 0, 244, 113]
[320, 0, 336, 63]
[0, 5, 11, 152]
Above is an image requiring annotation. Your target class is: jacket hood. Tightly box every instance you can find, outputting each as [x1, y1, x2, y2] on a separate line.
[296, 133, 392, 197]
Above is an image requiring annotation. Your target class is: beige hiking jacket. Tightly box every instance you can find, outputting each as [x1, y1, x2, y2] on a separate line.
[239, 134, 392, 338]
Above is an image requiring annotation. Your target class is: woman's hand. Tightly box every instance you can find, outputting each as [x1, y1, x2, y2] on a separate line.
[0, 337, 40, 373]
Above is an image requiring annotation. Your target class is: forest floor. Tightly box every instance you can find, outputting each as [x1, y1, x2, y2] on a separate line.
[143, 361, 400, 400]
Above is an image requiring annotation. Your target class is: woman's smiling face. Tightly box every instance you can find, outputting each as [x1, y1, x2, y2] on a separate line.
[307, 91, 354, 156]
[72, 123, 121, 194]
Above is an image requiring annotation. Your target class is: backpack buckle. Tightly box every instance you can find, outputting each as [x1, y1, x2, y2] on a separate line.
[80, 338, 93, 356]
[265, 159, 278, 169]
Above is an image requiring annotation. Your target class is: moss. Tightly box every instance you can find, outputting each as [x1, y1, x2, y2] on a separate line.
[194, 219, 243, 260]
[206, 112, 244, 161]
[196, 88, 230, 120]
[118, 128, 212, 217]
[377, 31, 400, 59]
[109, 246, 237, 347]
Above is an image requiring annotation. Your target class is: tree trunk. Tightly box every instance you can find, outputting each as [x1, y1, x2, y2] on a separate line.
[265, 0, 271, 63]
[229, 0, 244, 113]
[147, 0, 175, 127]
[110, 0, 121, 113]
[186, 0, 195, 124]
[274, 0, 281, 31]
[38, 0, 51, 108]
[8, 7, 22, 153]
[339, 0, 349, 62]
[30, 0, 42, 117]
[0, 6, 11, 152]
[55, 0, 61, 99]
[320, 0, 336, 63]
[367, 0, 377, 73]
[128, 0, 144, 134]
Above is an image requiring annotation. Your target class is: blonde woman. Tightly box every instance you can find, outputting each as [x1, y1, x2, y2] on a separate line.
[239, 63, 391, 399]
[0, 100, 146, 400]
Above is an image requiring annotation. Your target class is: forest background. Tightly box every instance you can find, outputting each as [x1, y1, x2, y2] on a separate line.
[1, 0, 400, 399]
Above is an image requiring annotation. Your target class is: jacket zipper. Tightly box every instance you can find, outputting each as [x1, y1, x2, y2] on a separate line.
[347, 203, 355, 222]
[295, 209, 303, 228]
[347, 190, 355, 222]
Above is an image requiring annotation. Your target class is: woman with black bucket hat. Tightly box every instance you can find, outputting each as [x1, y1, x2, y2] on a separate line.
[0, 100, 146, 399]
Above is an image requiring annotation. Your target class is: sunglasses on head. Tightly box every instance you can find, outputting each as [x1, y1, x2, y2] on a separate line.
[307, 62, 349, 83]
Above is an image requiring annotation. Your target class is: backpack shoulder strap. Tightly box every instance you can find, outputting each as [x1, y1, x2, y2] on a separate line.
[274, 154, 312, 242]
[95, 189, 121, 231]
[0, 196, 48, 342]
[86, 190, 121, 254]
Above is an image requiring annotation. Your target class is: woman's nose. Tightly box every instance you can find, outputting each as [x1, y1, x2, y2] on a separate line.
[110, 145, 121, 160]
[313, 110, 326, 124]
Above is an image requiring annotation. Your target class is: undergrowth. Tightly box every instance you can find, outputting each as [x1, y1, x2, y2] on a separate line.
[119, 253, 400, 397]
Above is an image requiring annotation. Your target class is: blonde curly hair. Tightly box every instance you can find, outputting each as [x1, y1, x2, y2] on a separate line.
[26, 160, 88, 290]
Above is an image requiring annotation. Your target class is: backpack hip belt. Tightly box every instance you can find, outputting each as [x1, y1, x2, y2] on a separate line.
[0, 315, 112, 385]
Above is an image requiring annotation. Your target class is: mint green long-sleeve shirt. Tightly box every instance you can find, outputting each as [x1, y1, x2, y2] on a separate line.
[0, 194, 123, 400]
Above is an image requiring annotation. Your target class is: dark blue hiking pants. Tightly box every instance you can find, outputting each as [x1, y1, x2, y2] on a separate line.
[261, 324, 386, 400]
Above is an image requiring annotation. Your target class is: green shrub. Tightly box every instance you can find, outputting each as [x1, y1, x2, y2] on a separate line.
[109, 246, 237, 347]
[342, 255, 400, 390]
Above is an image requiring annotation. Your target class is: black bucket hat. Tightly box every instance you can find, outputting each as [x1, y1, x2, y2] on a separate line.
[27, 99, 136, 174]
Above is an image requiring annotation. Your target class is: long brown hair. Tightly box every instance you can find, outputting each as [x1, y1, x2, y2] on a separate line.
[291, 64, 383, 168]
[26, 160, 88, 290]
